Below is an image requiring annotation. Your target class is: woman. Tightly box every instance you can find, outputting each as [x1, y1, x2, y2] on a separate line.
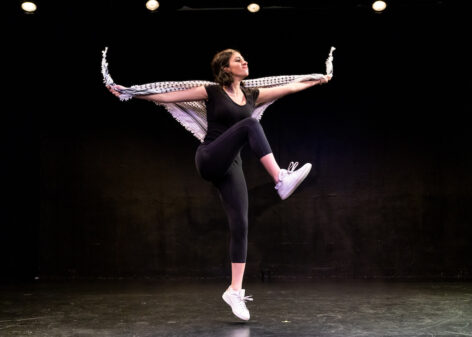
[107, 48, 331, 321]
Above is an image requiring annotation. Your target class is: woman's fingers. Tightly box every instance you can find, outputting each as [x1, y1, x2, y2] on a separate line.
[317, 75, 332, 85]
[106, 84, 122, 97]
[320, 75, 331, 84]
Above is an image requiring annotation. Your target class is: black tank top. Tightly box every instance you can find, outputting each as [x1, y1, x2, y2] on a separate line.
[203, 84, 260, 145]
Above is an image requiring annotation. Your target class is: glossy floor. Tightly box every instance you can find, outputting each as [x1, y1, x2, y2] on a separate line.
[1, 278, 471, 336]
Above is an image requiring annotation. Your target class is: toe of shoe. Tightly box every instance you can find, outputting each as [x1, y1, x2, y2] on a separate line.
[238, 312, 250, 320]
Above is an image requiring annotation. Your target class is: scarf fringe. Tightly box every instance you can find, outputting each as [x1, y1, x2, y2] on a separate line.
[157, 103, 207, 142]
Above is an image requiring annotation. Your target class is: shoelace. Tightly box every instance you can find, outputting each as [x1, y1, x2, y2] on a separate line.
[239, 294, 253, 303]
[275, 161, 299, 190]
[287, 161, 299, 173]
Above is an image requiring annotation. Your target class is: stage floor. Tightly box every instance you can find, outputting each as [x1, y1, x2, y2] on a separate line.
[1, 278, 471, 336]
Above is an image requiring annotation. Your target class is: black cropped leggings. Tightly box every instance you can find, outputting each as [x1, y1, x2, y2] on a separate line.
[195, 117, 273, 263]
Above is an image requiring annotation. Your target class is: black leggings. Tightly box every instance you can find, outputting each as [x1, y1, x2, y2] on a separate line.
[195, 117, 273, 263]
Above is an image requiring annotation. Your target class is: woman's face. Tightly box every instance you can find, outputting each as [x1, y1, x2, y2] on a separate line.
[224, 52, 249, 79]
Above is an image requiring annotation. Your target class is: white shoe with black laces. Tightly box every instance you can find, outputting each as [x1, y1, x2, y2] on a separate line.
[275, 161, 312, 200]
[222, 286, 253, 321]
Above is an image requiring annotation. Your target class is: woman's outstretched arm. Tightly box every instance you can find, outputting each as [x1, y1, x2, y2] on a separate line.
[255, 75, 331, 106]
[106, 85, 208, 103]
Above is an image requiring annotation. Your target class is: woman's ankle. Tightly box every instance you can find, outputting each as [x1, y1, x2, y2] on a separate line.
[274, 169, 281, 183]
[259, 153, 281, 183]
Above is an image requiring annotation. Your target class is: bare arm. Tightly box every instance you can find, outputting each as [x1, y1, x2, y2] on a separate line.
[255, 75, 331, 106]
[106, 85, 208, 103]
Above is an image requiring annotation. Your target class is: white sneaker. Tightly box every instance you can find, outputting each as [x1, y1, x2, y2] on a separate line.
[275, 161, 312, 200]
[222, 286, 253, 321]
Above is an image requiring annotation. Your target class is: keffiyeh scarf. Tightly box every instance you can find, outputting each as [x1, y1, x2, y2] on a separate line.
[101, 47, 335, 143]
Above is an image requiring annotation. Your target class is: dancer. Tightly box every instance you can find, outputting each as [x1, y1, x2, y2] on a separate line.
[106, 48, 331, 321]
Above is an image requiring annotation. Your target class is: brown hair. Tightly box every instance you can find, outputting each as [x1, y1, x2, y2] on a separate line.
[211, 48, 244, 87]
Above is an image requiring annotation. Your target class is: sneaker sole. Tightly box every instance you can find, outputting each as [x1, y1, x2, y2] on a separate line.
[280, 163, 312, 200]
[222, 292, 250, 321]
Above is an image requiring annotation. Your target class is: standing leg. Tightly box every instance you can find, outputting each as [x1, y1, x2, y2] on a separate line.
[213, 161, 248, 290]
[216, 161, 254, 321]
[231, 263, 246, 291]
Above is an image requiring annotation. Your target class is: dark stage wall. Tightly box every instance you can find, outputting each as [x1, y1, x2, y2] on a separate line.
[5, 2, 472, 281]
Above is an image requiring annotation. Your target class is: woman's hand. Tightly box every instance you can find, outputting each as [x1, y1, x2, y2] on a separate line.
[106, 84, 126, 98]
[319, 75, 332, 85]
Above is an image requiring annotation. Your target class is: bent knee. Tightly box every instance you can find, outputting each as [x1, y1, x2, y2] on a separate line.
[242, 117, 259, 126]
[241, 117, 262, 132]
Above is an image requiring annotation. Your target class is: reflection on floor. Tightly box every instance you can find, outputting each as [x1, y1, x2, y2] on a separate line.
[1, 278, 471, 336]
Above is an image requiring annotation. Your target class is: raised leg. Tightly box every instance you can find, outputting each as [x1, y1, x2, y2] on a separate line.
[195, 117, 276, 182]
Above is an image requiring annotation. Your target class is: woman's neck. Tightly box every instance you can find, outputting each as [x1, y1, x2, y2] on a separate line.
[224, 81, 242, 94]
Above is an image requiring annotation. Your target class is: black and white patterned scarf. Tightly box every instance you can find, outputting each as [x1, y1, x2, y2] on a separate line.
[101, 47, 335, 142]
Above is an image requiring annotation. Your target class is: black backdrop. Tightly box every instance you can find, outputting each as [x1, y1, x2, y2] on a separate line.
[4, 1, 471, 281]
